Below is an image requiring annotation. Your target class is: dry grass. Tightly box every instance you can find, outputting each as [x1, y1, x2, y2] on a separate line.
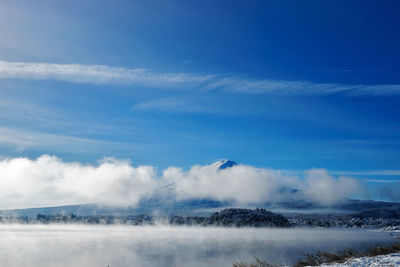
[233, 258, 277, 267]
[368, 241, 400, 257]
[295, 239, 400, 266]
[295, 249, 360, 266]
[234, 238, 400, 267]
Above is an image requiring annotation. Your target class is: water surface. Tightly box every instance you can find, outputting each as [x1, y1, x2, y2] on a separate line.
[0, 225, 396, 267]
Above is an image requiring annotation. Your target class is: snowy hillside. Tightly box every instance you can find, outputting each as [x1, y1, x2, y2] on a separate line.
[211, 159, 238, 169]
[317, 253, 400, 266]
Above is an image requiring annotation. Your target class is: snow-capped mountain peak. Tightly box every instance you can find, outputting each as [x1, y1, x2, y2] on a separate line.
[211, 159, 238, 170]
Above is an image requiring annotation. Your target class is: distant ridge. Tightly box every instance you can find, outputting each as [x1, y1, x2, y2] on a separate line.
[1, 199, 400, 218]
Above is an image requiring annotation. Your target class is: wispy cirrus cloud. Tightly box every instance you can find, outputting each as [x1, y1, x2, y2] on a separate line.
[0, 126, 142, 154]
[131, 98, 197, 112]
[0, 60, 211, 88]
[199, 77, 357, 95]
[1, 60, 400, 96]
[276, 169, 400, 178]
[331, 170, 400, 176]
[131, 97, 220, 114]
[363, 179, 400, 183]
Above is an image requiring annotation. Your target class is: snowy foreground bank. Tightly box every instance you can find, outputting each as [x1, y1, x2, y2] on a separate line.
[317, 253, 400, 266]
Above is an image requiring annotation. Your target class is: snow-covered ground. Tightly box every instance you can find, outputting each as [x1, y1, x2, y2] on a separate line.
[318, 253, 400, 266]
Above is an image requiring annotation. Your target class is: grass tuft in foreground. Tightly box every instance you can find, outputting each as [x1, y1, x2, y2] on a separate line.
[233, 239, 400, 267]
[233, 258, 277, 267]
[295, 239, 400, 266]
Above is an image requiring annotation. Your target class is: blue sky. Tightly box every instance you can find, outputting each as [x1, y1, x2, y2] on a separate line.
[1, 0, 400, 201]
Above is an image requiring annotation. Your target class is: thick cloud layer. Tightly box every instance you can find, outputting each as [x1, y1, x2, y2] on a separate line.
[164, 165, 289, 204]
[0, 155, 362, 209]
[0, 155, 158, 209]
[164, 164, 361, 206]
[300, 169, 362, 206]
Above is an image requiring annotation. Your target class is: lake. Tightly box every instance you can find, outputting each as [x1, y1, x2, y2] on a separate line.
[0, 224, 397, 267]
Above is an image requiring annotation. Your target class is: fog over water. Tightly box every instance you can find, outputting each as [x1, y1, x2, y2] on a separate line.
[0, 225, 396, 267]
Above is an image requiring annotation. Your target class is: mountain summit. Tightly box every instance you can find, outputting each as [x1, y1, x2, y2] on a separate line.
[212, 159, 238, 170]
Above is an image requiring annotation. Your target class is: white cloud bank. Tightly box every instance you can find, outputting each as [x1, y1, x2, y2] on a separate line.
[164, 164, 361, 206]
[164, 165, 286, 204]
[0, 155, 362, 209]
[0, 155, 158, 209]
[300, 169, 361, 206]
[1, 60, 400, 96]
